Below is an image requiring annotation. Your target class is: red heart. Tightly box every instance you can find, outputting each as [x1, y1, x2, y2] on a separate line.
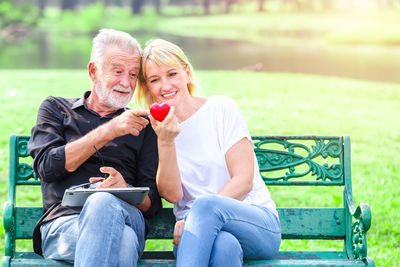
[150, 102, 171, 122]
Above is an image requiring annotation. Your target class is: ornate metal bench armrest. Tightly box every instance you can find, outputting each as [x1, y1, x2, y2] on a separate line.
[351, 203, 372, 261]
[3, 201, 16, 257]
[3, 202, 15, 234]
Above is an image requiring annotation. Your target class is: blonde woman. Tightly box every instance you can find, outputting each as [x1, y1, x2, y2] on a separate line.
[138, 39, 281, 267]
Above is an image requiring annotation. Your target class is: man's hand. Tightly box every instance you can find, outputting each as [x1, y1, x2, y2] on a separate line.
[89, 167, 129, 188]
[173, 220, 185, 247]
[107, 109, 150, 139]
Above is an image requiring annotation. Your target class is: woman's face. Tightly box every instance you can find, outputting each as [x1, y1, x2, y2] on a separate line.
[144, 59, 191, 107]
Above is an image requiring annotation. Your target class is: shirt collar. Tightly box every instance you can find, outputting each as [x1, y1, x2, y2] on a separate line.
[71, 91, 90, 110]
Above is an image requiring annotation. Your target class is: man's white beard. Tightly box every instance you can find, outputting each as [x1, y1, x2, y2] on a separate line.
[96, 79, 133, 110]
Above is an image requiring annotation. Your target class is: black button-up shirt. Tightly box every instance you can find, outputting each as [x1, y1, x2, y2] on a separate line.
[28, 91, 161, 255]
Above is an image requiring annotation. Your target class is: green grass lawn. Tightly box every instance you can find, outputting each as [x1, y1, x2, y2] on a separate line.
[0, 70, 399, 265]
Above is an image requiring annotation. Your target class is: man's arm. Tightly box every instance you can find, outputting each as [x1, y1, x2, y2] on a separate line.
[29, 97, 149, 183]
[65, 109, 149, 172]
[29, 97, 71, 182]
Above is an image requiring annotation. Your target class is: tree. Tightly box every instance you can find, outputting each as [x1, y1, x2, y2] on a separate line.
[131, 0, 144, 14]
[0, 0, 39, 43]
[39, 0, 46, 17]
[225, 0, 235, 13]
[61, 0, 78, 10]
[154, 0, 161, 14]
[258, 0, 265, 12]
[203, 0, 210, 14]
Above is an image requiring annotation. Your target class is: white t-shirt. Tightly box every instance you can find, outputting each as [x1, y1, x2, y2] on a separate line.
[173, 95, 278, 221]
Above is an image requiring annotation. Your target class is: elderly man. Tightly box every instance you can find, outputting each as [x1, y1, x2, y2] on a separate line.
[28, 29, 161, 267]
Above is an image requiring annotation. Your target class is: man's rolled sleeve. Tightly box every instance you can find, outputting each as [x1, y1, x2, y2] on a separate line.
[28, 97, 69, 182]
[31, 144, 68, 182]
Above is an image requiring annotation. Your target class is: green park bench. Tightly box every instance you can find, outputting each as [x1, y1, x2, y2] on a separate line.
[3, 134, 375, 266]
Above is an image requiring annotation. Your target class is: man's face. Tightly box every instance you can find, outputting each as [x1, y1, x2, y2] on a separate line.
[95, 45, 141, 110]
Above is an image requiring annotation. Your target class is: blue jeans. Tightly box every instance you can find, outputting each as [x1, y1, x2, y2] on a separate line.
[175, 195, 281, 267]
[41, 192, 146, 267]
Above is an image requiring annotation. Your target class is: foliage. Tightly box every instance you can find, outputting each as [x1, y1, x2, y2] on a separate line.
[38, 4, 159, 37]
[0, 70, 399, 265]
[153, 9, 400, 47]
[32, 4, 400, 48]
[45, 3, 106, 35]
[0, 0, 39, 42]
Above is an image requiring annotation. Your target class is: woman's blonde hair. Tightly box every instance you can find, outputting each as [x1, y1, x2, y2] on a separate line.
[137, 39, 198, 108]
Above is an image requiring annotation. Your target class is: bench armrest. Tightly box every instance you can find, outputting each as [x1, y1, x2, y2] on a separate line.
[2, 256, 11, 267]
[350, 202, 372, 260]
[342, 135, 373, 264]
[344, 186, 372, 263]
[3, 201, 15, 257]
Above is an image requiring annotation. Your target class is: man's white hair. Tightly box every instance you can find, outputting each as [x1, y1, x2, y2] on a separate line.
[90, 29, 142, 73]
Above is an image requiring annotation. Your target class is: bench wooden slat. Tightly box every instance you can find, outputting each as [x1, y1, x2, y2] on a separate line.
[147, 208, 176, 239]
[242, 259, 367, 267]
[15, 207, 345, 240]
[11, 253, 71, 266]
[9, 251, 365, 267]
[15, 207, 42, 239]
[140, 251, 348, 260]
[279, 208, 345, 239]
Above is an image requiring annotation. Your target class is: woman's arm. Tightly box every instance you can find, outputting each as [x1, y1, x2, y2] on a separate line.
[156, 139, 183, 203]
[218, 137, 254, 200]
[150, 107, 183, 203]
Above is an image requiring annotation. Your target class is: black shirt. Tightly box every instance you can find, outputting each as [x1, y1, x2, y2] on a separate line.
[28, 91, 161, 255]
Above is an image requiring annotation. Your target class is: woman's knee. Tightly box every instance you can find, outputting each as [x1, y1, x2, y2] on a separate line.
[190, 195, 222, 215]
[210, 231, 243, 267]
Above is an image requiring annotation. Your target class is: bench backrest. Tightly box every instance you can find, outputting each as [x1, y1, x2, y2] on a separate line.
[5, 134, 354, 257]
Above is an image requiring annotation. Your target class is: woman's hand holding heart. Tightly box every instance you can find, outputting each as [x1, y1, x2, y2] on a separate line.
[149, 104, 180, 144]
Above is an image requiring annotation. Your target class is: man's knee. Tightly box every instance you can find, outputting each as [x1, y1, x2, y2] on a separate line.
[80, 192, 128, 227]
[118, 225, 141, 266]
[41, 215, 79, 262]
[85, 192, 116, 208]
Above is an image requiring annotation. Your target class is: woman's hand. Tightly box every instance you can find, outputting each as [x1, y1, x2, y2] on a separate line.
[149, 106, 180, 144]
[173, 220, 185, 247]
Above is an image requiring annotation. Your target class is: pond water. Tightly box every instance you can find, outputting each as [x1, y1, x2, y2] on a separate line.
[1, 31, 400, 84]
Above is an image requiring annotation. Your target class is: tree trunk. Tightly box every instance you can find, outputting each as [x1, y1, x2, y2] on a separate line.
[225, 0, 234, 13]
[131, 0, 144, 14]
[61, 0, 77, 10]
[203, 0, 210, 15]
[154, 0, 161, 14]
[39, 0, 46, 17]
[258, 0, 265, 12]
